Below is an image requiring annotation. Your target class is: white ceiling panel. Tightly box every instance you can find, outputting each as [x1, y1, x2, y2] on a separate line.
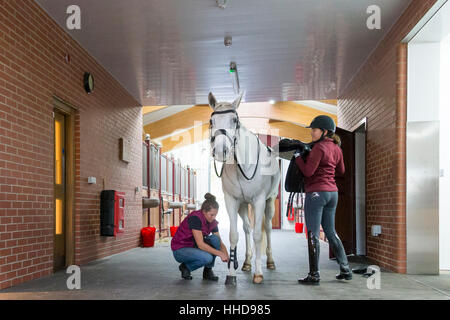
[36, 0, 413, 105]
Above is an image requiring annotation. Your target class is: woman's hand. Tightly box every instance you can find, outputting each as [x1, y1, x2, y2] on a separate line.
[219, 252, 229, 262]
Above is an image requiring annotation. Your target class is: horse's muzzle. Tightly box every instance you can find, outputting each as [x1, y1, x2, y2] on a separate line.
[212, 146, 229, 162]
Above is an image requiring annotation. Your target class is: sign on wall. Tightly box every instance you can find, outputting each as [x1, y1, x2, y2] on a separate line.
[119, 138, 131, 163]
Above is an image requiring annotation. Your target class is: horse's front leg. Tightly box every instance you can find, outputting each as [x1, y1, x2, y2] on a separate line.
[224, 192, 239, 285]
[238, 202, 252, 272]
[252, 196, 266, 284]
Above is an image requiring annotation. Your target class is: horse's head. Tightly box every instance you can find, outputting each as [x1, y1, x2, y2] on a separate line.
[208, 91, 244, 162]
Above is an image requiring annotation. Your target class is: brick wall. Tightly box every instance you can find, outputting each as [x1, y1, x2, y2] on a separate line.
[338, 0, 437, 273]
[0, 0, 142, 289]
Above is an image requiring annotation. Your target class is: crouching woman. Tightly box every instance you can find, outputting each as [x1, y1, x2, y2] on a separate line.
[171, 193, 229, 281]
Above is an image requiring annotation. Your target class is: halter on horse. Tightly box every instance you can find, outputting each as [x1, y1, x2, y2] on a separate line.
[210, 108, 261, 180]
[208, 92, 280, 285]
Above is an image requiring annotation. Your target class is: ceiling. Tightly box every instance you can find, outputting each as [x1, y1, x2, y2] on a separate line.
[36, 0, 412, 106]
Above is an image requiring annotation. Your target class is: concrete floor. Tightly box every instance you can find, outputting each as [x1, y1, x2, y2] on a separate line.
[1, 229, 449, 300]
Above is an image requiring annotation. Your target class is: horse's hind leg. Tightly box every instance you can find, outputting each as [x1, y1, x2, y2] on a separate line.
[265, 197, 276, 270]
[238, 202, 252, 272]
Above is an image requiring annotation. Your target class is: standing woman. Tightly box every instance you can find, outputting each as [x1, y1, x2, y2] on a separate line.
[171, 193, 229, 281]
[295, 115, 352, 285]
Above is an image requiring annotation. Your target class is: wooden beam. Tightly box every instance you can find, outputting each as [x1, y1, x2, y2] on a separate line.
[157, 118, 313, 153]
[143, 106, 167, 114]
[143, 106, 209, 140]
[144, 101, 336, 140]
[319, 99, 338, 106]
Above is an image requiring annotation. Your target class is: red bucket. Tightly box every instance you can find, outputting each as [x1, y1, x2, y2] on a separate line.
[295, 222, 304, 233]
[170, 226, 179, 237]
[141, 227, 156, 247]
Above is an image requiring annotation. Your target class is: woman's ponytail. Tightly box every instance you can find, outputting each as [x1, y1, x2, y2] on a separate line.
[326, 131, 341, 146]
[201, 193, 219, 212]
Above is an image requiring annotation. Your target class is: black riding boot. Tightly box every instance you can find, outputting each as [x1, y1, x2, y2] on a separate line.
[328, 233, 352, 280]
[298, 231, 320, 285]
[179, 263, 192, 280]
[203, 267, 219, 281]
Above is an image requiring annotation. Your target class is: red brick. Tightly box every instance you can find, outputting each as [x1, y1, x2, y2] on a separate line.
[338, 0, 437, 274]
[0, 0, 142, 290]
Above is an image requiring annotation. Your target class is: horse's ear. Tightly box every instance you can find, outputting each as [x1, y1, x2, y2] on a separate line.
[232, 91, 244, 110]
[208, 92, 217, 110]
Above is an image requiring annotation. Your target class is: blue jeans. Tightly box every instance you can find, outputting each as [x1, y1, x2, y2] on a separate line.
[172, 234, 221, 271]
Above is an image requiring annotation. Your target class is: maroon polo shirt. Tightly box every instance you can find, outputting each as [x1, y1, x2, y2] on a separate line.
[295, 138, 345, 193]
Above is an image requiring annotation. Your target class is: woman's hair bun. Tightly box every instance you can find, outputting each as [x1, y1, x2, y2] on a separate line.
[201, 193, 219, 212]
[204, 193, 216, 201]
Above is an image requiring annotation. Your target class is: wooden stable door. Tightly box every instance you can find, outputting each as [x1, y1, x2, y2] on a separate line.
[271, 172, 282, 229]
[54, 111, 66, 270]
[330, 127, 356, 259]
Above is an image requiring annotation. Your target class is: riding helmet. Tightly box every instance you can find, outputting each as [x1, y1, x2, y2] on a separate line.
[306, 115, 336, 133]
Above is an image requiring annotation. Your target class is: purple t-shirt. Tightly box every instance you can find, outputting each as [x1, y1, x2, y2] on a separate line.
[171, 210, 219, 251]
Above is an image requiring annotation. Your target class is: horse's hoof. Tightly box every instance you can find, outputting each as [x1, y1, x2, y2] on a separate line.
[242, 263, 252, 272]
[267, 262, 276, 270]
[225, 275, 237, 286]
[253, 274, 264, 284]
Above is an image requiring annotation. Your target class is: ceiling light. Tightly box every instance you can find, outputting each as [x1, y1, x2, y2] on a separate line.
[224, 35, 232, 47]
[229, 61, 240, 95]
[216, 0, 228, 9]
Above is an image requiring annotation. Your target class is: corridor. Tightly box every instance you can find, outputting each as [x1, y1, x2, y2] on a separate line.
[1, 229, 449, 300]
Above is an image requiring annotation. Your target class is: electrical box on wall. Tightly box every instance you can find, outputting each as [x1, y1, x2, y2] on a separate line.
[100, 190, 125, 236]
[371, 225, 382, 237]
[119, 137, 131, 163]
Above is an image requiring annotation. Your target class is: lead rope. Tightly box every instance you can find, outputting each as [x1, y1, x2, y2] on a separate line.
[234, 133, 260, 181]
[224, 130, 247, 203]
[286, 192, 294, 218]
[213, 158, 224, 177]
